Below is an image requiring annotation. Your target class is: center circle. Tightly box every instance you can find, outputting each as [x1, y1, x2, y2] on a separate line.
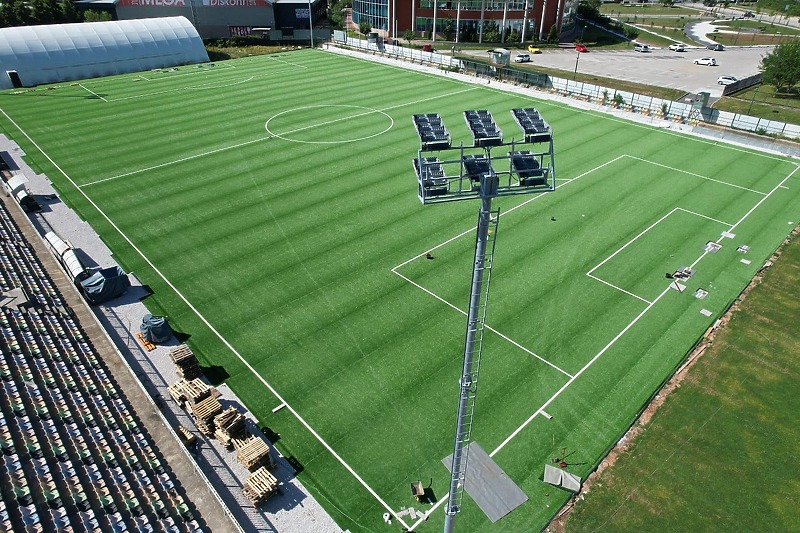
[265, 104, 394, 144]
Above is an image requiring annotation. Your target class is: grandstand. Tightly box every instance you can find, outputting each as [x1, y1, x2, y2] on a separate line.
[0, 198, 205, 532]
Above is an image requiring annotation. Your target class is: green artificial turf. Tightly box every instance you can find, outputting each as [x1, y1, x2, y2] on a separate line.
[1, 50, 798, 532]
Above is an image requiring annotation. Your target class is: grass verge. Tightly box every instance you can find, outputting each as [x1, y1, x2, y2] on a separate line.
[560, 228, 800, 532]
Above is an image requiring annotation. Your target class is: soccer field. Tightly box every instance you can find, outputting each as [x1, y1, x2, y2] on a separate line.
[1, 49, 798, 532]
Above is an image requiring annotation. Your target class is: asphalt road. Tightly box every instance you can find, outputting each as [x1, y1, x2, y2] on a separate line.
[508, 46, 773, 97]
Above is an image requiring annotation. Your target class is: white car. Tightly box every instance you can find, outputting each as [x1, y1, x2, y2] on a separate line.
[514, 53, 531, 63]
[694, 57, 717, 66]
[717, 75, 738, 85]
[668, 43, 686, 52]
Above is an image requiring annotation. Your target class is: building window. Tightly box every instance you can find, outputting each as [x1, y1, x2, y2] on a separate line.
[352, 0, 388, 31]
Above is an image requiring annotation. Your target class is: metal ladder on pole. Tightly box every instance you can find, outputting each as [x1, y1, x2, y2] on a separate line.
[448, 206, 501, 516]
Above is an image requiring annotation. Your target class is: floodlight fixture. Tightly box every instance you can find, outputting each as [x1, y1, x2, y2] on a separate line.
[410, 108, 557, 533]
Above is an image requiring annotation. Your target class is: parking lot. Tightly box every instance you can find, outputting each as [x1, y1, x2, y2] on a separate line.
[501, 46, 773, 97]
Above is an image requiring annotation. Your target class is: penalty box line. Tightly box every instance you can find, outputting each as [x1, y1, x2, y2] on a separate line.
[391, 156, 628, 379]
[586, 207, 733, 303]
[0, 107, 415, 532]
[491, 166, 798, 461]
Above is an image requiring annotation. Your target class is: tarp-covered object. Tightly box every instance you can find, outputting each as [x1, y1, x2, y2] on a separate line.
[0, 17, 209, 90]
[80, 267, 131, 305]
[543, 464, 582, 492]
[140, 313, 172, 344]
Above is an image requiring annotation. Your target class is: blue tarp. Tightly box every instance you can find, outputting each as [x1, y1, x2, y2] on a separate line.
[140, 313, 172, 344]
[80, 266, 130, 305]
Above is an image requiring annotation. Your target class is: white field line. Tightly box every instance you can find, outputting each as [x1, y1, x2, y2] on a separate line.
[78, 84, 107, 102]
[106, 75, 257, 103]
[392, 271, 573, 378]
[266, 55, 309, 68]
[586, 274, 652, 304]
[489, 163, 798, 460]
[266, 87, 478, 138]
[391, 157, 628, 376]
[490, 284, 673, 458]
[137, 63, 237, 82]
[625, 155, 768, 195]
[82, 87, 479, 188]
[586, 207, 731, 302]
[80, 137, 271, 187]
[0, 107, 413, 531]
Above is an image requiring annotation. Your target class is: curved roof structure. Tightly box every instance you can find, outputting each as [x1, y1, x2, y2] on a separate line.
[0, 17, 209, 89]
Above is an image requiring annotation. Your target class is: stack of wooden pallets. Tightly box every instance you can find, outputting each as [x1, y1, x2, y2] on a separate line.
[191, 395, 223, 435]
[234, 435, 274, 472]
[167, 378, 215, 408]
[169, 344, 203, 380]
[213, 407, 247, 448]
[242, 467, 278, 506]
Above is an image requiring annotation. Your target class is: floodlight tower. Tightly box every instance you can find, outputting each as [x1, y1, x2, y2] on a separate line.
[411, 108, 556, 533]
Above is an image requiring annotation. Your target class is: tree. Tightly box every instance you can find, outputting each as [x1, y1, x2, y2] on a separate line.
[1, 0, 32, 27]
[403, 29, 414, 44]
[328, 1, 345, 30]
[83, 9, 112, 22]
[660, 0, 674, 6]
[442, 15, 454, 41]
[358, 19, 371, 35]
[61, 0, 80, 22]
[483, 21, 500, 43]
[546, 24, 559, 44]
[31, 0, 61, 24]
[760, 40, 800, 93]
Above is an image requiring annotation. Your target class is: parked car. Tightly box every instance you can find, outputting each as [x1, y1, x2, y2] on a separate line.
[743, 11, 755, 17]
[717, 75, 738, 85]
[668, 43, 686, 52]
[694, 57, 717, 66]
[575, 43, 589, 53]
[514, 53, 531, 63]
[634, 44, 650, 52]
[527, 45, 542, 54]
[707, 43, 724, 51]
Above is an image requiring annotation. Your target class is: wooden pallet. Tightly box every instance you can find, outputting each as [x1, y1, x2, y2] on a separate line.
[214, 407, 247, 448]
[236, 436, 274, 472]
[167, 378, 215, 406]
[136, 331, 156, 351]
[243, 466, 278, 506]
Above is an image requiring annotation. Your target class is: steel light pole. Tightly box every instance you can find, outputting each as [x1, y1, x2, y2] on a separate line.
[308, 0, 314, 48]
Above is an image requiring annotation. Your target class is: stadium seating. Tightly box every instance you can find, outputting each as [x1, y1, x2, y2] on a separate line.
[0, 201, 204, 532]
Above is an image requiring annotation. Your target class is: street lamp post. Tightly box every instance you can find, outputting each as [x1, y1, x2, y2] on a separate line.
[747, 84, 760, 115]
[573, 50, 580, 81]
